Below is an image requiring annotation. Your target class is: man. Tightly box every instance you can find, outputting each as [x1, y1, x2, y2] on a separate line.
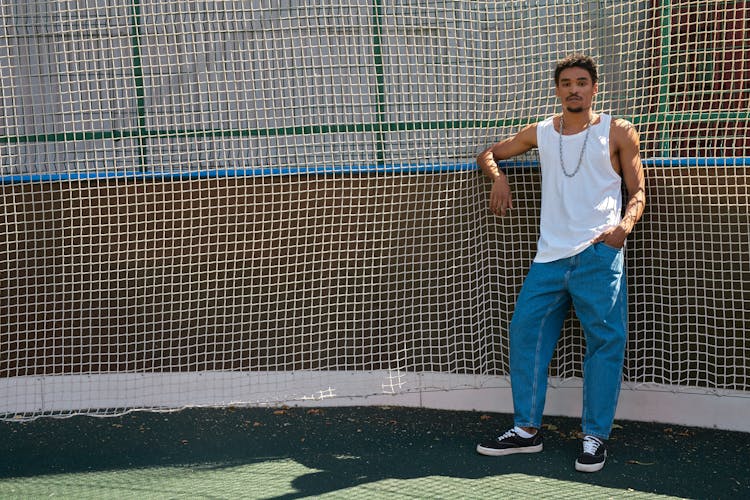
[475, 54, 645, 472]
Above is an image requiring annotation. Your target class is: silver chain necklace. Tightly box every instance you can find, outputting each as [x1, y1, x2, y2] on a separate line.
[558, 115, 593, 178]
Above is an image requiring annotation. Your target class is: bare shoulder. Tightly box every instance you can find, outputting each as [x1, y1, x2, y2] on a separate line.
[486, 121, 539, 159]
[609, 118, 641, 151]
[612, 116, 636, 129]
[516, 121, 539, 146]
[611, 117, 639, 136]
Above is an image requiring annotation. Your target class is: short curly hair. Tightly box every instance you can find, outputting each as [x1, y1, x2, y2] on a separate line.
[554, 54, 598, 86]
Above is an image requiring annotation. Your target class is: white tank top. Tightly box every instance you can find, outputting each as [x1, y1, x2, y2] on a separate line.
[534, 113, 622, 263]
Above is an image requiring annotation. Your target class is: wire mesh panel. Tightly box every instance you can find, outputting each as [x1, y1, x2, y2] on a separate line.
[0, 1, 748, 420]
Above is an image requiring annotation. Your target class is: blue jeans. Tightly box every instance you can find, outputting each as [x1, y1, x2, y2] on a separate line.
[509, 242, 627, 440]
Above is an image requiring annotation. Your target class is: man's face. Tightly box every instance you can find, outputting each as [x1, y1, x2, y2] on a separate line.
[555, 67, 598, 113]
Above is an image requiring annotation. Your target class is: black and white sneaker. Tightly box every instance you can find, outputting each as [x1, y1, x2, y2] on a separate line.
[575, 435, 608, 472]
[476, 428, 543, 456]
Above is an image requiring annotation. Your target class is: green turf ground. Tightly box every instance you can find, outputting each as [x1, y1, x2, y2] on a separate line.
[0, 406, 747, 499]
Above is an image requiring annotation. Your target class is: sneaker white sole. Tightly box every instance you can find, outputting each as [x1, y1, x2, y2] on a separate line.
[476, 443, 543, 456]
[575, 455, 607, 472]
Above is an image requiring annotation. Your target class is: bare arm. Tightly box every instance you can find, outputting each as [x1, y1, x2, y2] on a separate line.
[593, 119, 646, 247]
[477, 124, 537, 216]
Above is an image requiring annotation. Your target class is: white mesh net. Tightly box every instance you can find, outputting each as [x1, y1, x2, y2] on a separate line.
[0, 1, 748, 420]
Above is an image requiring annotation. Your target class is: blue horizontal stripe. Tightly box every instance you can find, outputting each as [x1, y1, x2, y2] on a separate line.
[1, 158, 748, 184]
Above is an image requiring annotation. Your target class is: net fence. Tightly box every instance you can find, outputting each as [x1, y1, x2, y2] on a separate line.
[0, 0, 748, 420]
